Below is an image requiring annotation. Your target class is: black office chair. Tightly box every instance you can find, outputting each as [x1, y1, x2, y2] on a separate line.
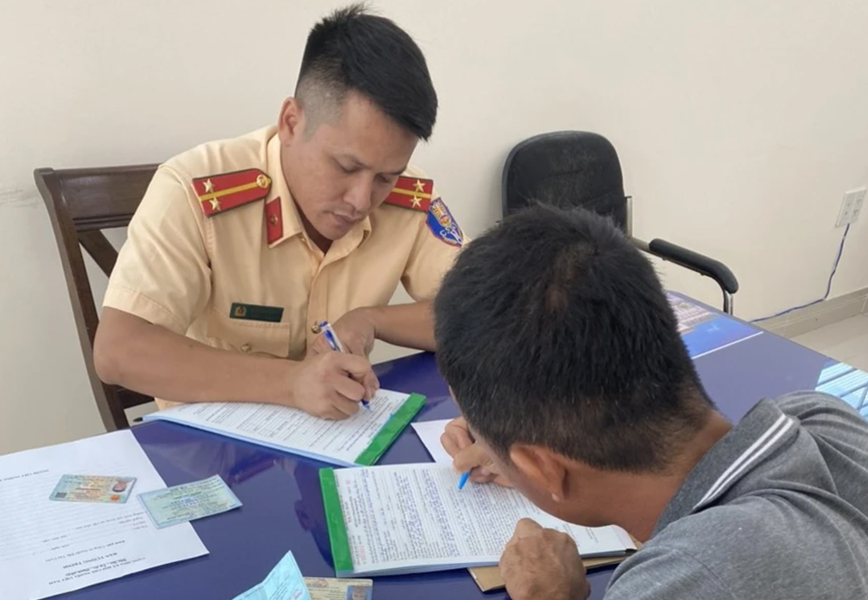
[503, 131, 739, 314]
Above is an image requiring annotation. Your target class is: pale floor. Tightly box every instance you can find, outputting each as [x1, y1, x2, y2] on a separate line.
[790, 314, 868, 372]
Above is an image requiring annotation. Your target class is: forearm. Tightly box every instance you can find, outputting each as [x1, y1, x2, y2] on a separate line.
[94, 308, 297, 405]
[365, 300, 436, 352]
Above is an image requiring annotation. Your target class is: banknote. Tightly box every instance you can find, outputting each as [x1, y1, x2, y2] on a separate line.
[49, 474, 137, 504]
[304, 577, 373, 600]
[138, 474, 242, 528]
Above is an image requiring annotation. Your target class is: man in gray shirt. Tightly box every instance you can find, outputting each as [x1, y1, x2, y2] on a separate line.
[434, 205, 868, 599]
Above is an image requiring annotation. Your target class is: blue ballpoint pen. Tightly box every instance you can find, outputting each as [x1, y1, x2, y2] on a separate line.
[457, 428, 476, 490]
[319, 321, 371, 411]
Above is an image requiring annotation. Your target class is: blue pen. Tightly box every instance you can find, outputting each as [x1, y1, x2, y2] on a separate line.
[457, 471, 471, 490]
[319, 321, 371, 411]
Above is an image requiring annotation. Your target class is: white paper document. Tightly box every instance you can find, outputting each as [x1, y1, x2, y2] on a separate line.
[0, 430, 208, 600]
[411, 419, 453, 464]
[322, 463, 635, 577]
[144, 389, 424, 467]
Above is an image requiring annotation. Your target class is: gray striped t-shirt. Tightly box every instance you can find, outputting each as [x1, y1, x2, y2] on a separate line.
[605, 391, 868, 599]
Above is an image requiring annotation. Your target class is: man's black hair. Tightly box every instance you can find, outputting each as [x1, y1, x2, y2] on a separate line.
[434, 205, 714, 473]
[296, 3, 437, 140]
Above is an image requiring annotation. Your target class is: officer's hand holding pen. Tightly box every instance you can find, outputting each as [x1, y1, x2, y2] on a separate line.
[310, 312, 380, 399]
[319, 321, 373, 411]
[290, 351, 372, 420]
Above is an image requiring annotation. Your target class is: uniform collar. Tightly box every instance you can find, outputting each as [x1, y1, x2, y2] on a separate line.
[654, 399, 799, 535]
[266, 131, 303, 247]
[265, 130, 372, 250]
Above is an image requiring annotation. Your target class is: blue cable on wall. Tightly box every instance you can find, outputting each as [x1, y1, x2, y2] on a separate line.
[752, 224, 852, 323]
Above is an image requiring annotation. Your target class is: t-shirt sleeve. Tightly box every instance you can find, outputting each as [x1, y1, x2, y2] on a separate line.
[604, 546, 736, 600]
[774, 390, 868, 499]
[401, 184, 468, 301]
[103, 164, 211, 334]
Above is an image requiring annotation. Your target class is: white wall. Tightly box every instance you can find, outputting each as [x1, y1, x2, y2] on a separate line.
[1, 0, 867, 454]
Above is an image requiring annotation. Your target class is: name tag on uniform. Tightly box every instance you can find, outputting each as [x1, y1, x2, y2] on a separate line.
[230, 302, 284, 323]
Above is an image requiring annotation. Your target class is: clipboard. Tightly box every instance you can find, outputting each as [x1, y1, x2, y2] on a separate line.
[468, 537, 642, 592]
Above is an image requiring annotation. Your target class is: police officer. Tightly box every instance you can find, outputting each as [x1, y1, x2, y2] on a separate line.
[94, 5, 464, 420]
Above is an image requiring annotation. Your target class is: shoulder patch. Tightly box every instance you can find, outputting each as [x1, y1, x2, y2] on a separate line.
[383, 176, 433, 212]
[192, 168, 272, 217]
[427, 198, 464, 247]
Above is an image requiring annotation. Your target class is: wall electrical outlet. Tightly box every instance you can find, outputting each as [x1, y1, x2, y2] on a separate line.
[851, 189, 864, 224]
[836, 188, 867, 227]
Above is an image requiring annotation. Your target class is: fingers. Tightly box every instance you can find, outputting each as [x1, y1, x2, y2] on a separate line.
[332, 395, 362, 418]
[312, 394, 361, 420]
[332, 352, 376, 383]
[442, 420, 509, 486]
[343, 337, 369, 358]
[332, 372, 366, 405]
[318, 406, 350, 420]
[441, 431, 473, 459]
[514, 518, 544, 539]
[492, 473, 515, 488]
[441, 418, 473, 457]
[362, 370, 380, 400]
[452, 445, 499, 486]
[319, 352, 376, 399]
[440, 433, 463, 459]
[309, 335, 330, 356]
[500, 528, 588, 600]
[452, 444, 488, 472]
[314, 344, 378, 400]
[471, 469, 502, 485]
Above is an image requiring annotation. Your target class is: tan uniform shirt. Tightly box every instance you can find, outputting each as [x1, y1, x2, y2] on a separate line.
[104, 125, 464, 409]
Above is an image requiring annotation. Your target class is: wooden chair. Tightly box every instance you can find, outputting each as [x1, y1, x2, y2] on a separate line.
[35, 165, 159, 431]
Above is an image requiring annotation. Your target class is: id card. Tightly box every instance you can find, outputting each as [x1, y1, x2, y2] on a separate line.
[304, 578, 373, 600]
[49, 475, 137, 504]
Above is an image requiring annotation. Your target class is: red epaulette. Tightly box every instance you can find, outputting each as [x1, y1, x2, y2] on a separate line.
[192, 169, 272, 217]
[383, 176, 434, 212]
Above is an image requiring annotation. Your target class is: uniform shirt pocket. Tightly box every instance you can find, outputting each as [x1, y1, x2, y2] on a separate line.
[206, 307, 291, 358]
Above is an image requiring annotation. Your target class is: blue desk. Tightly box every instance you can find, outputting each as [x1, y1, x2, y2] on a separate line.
[63, 306, 867, 600]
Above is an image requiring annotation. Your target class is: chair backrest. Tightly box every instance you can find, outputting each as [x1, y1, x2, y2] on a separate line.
[34, 164, 159, 431]
[502, 131, 629, 231]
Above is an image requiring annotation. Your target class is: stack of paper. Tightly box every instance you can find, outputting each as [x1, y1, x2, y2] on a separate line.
[320, 463, 636, 577]
[0, 430, 208, 600]
[410, 418, 640, 590]
[144, 389, 425, 467]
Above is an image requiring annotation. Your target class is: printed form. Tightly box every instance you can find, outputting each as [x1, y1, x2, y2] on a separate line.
[325, 464, 634, 576]
[146, 389, 423, 466]
[0, 430, 208, 600]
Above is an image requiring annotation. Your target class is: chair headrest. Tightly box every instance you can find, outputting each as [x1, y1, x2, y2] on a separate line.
[502, 131, 627, 229]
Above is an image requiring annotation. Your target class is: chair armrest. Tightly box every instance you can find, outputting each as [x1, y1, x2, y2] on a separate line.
[643, 238, 739, 294]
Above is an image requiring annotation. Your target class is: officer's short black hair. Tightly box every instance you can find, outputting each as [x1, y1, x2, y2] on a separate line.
[434, 205, 714, 474]
[296, 3, 437, 140]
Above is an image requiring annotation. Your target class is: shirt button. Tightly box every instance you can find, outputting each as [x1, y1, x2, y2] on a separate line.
[311, 322, 322, 335]
[240, 343, 252, 353]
